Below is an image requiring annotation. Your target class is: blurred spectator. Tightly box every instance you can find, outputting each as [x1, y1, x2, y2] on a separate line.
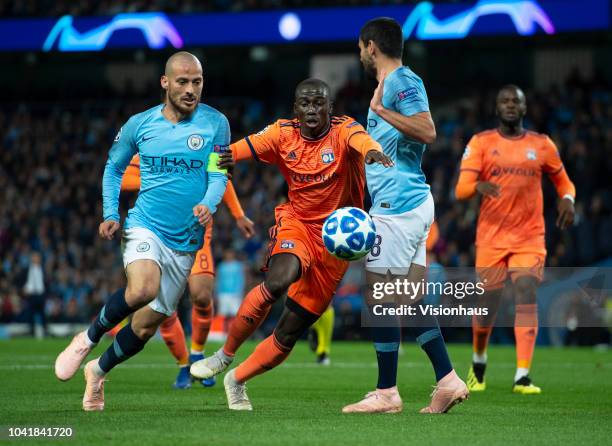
[22, 252, 47, 337]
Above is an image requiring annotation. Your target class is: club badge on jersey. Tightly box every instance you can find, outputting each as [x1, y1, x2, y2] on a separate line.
[321, 147, 335, 164]
[187, 134, 204, 151]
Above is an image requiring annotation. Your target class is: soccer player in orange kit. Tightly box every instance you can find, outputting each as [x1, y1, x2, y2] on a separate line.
[191, 78, 393, 410]
[121, 154, 255, 389]
[455, 85, 576, 394]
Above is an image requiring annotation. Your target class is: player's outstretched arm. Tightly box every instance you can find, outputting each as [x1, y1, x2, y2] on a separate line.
[364, 150, 394, 167]
[222, 181, 255, 239]
[346, 124, 393, 167]
[370, 71, 436, 144]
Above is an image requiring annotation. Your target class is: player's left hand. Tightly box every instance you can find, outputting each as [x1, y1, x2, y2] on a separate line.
[218, 151, 235, 179]
[236, 215, 256, 239]
[556, 197, 575, 230]
[370, 70, 386, 114]
[193, 204, 212, 227]
[365, 150, 394, 167]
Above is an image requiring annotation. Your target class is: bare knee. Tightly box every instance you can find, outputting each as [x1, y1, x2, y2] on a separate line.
[132, 323, 157, 340]
[265, 254, 301, 299]
[125, 283, 158, 307]
[273, 324, 303, 348]
[274, 306, 316, 348]
[264, 276, 292, 300]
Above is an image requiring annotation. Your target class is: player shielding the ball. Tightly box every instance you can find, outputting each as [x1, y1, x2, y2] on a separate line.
[343, 17, 468, 415]
[191, 78, 392, 410]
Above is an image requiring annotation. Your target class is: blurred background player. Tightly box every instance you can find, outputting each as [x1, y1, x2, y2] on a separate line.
[54, 52, 229, 411]
[120, 155, 255, 389]
[191, 78, 392, 410]
[343, 18, 467, 415]
[455, 84, 576, 394]
[216, 249, 246, 334]
[22, 252, 47, 338]
[308, 306, 334, 365]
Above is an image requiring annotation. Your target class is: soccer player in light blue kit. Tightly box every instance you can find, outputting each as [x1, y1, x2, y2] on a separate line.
[215, 249, 245, 328]
[54, 52, 229, 411]
[343, 18, 468, 414]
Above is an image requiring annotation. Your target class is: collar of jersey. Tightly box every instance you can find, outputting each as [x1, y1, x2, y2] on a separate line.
[299, 121, 331, 142]
[496, 128, 527, 141]
[159, 104, 198, 124]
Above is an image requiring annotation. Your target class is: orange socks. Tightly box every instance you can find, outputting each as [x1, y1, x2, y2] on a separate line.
[190, 301, 213, 353]
[472, 316, 494, 363]
[234, 333, 292, 382]
[223, 283, 275, 357]
[160, 312, 189, 366]
[515, 304, 538, 370]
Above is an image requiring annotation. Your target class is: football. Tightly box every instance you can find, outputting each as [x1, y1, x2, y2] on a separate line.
[322, 207, 376, 261]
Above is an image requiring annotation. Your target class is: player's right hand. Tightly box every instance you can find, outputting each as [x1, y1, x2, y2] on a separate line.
[218, 151, 235, 179]
[476, 181, 501, 198]
[236, 215, 256, 239]
[99, 220, 121, 240]
[193, 204, 212, 227]
[365, 150, 394, 167]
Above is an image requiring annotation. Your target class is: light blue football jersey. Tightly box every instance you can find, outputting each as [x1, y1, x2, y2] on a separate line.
[216, 260, 245, 295]
[366, 66, 431, 216]
[102, 103, 229, 252]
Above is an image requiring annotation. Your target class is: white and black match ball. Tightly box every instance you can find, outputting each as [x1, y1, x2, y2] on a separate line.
[322, 207, 376, 261]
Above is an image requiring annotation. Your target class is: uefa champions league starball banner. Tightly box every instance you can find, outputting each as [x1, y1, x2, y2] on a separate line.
[0, 0, 609, 52]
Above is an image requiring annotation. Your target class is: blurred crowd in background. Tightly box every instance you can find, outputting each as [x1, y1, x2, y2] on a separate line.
[1, 0, 423, 17]
[1, 72, 611, 342]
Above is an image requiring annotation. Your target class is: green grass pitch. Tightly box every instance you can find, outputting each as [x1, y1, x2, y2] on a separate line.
[1, 339, 610, 445]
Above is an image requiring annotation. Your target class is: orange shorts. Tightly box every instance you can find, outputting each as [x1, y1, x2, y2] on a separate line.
[190, 220, 215, 277]
[476, 245, 546, 290]
[264, 209, 348, 316]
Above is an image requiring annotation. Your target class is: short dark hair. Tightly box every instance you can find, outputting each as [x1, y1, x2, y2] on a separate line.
[360, 17, 404, 59]
[294, 78, 330, 98]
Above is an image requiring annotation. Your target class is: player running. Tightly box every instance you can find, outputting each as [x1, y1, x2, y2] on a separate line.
[342, 18, 468, 414]
[455, 85, 575, 394]
[191, 78, 393, 410]
[121, 155, 255, 389]
[54, 52, 229, 411]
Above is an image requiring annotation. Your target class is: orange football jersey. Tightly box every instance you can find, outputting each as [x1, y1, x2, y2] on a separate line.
[121, 154, 142, 192]
[458, 129, 575, 248]
[232, 116, 380, 231]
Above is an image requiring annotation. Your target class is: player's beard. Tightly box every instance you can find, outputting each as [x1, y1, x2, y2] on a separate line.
[498, 114, 522, 128]
[362, 56, 377, 79]
[167, 88, 198, 116]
